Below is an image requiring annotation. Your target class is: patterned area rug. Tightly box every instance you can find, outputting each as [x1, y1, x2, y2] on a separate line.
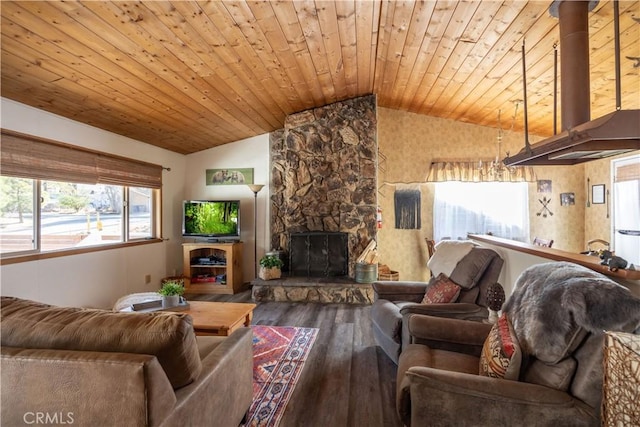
[245, 325, 319, 427]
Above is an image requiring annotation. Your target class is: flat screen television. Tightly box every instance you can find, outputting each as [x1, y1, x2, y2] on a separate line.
[182, 200, 240, 240]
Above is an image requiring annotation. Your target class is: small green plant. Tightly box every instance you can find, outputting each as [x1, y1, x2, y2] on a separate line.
[158, 280, 185, 296]
[259, 255, 284, 269]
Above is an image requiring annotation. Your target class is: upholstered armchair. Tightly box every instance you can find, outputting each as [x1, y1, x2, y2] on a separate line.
[371, 241, 504, 364]
[396, 262, 640, 426]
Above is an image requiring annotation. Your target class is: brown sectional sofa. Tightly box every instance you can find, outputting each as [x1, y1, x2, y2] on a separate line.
[0, 296, 253, 427]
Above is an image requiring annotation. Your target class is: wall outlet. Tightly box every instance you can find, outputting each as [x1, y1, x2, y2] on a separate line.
[144, 274, 151, 284]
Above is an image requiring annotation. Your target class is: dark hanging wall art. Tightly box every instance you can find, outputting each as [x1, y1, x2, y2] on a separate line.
[394, 189, 421, 229]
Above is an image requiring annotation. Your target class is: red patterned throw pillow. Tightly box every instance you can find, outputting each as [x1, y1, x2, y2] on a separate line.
[421, 273, 462, 304]
[479, 313, 522, 380]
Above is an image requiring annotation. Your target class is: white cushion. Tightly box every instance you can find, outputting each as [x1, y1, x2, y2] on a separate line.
[113, 292, 161, 312]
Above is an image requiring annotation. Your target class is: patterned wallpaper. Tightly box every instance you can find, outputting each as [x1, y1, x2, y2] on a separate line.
[583, 153, 640, 253]
[376, 107, 604, 282]
[584, 157, 613, 250]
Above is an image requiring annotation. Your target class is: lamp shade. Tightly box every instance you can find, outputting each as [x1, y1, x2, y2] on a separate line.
[247, 184, 264, 194]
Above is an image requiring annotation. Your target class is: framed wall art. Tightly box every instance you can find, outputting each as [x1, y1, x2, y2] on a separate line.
[537, 179, 552, 193]
[206, 168, 254, 185]
[592, 184, 605, 204]
[560, 192, 575, 206]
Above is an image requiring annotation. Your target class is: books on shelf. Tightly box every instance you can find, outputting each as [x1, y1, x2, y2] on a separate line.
[191, 274, 226, 284]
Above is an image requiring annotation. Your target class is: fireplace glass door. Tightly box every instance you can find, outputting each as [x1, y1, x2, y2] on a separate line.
[289, 232, 349, 277]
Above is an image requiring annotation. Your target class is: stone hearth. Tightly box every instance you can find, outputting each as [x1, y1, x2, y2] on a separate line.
[251, 277, 373, 305]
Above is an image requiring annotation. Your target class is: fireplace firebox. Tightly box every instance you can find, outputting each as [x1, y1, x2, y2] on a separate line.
[289, 232, 349, 277]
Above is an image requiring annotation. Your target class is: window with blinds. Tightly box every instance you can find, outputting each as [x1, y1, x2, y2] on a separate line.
[0, 129, 162, 261]
[614, 161, 640, 183]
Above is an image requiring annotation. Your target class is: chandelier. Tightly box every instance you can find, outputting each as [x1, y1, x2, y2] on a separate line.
[487, 105, 518, 180]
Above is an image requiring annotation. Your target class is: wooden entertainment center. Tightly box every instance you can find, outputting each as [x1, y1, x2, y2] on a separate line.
[182, 242, 244, 294]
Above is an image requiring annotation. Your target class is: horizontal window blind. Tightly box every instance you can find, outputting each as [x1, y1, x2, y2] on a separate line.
[614, 162, 640, 183]
[1, 129, 162, 188]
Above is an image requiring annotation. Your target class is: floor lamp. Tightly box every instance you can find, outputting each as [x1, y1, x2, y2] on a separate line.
[247, 184, 264, 279]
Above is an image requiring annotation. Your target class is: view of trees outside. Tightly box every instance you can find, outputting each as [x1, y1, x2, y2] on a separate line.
[0, 177, 152, 254]
[0, 177, 35, 252]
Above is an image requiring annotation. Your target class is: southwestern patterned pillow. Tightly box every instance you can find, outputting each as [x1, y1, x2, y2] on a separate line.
[421, 273, 461, 304]
[479, 313, 522, 380]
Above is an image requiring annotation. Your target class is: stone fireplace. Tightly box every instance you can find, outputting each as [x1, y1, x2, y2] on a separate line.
[269, 95, 378, 279]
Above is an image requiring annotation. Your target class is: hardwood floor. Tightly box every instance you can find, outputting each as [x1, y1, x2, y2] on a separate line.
[187, 290, 403, 427]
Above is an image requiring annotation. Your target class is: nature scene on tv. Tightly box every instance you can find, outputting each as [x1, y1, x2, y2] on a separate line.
[184, 201, 238, 235]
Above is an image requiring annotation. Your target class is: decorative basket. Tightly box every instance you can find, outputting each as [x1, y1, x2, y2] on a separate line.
[602, 331, 640, 426]
[377, 264, 399, 281]
[378, 271, 399, 281]
[259, 266, 281, 280]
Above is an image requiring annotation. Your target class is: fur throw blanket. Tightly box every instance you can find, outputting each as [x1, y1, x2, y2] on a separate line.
[503, 261, 640, 363]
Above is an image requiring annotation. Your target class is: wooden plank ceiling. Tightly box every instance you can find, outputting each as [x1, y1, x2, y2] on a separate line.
[1, 1, 638, 155]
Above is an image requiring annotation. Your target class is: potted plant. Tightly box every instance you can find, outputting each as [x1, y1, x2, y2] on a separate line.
[158, 280, 185, 308]
[259, 254, 284, 280]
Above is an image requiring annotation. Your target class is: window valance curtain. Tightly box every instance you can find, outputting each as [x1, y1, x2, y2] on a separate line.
[0, 129, 163, 188]
[425, 160, 537, 183]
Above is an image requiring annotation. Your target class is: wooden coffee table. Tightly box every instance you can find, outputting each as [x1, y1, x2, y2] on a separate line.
[182, 301, 256, 336]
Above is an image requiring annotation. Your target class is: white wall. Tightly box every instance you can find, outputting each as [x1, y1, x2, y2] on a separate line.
[0, 98, 187, 308]
[468, 241, 553, 298]
[470, 238, 640, 298]
[184, 135, 271, 282]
